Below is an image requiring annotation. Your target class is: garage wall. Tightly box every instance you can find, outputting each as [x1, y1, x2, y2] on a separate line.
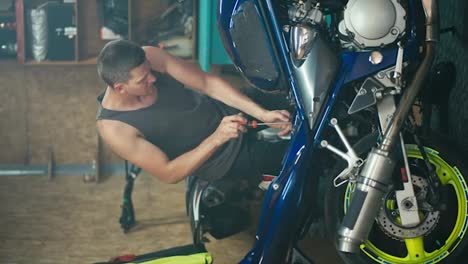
[436, 0, 468, 92]
[437, 0, 468, 66]
[436, 0, 468, 151]
[0, 63, 119, 166]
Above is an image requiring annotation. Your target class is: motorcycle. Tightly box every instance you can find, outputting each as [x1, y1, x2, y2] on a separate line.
[187, 0, 468, 263]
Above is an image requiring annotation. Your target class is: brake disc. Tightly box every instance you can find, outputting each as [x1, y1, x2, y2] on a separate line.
[376, 175, 440, 240]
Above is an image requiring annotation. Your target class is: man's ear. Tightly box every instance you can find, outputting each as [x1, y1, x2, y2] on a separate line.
[113, 83, 126, 94]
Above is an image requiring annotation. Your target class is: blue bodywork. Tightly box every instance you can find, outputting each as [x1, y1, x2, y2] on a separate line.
[217, 0, 420, 263]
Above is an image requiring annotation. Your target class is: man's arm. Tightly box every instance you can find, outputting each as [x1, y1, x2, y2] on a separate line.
[97, 115, 247, 184]
[142, 46, 291, 135]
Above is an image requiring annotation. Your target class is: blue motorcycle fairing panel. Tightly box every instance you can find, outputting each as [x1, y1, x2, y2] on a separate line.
[240, 116, 316, 263]
[218, 0, 283, 91]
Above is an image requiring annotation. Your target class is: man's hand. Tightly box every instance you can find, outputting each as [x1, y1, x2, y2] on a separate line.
[261, 110, 292, 136]
[209, 114, 248, 146]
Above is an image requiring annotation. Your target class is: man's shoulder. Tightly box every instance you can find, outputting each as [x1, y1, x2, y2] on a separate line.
[97, 119, 140, 139]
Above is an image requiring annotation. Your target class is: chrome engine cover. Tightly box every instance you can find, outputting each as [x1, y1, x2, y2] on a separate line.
[339, 0, 406, 48]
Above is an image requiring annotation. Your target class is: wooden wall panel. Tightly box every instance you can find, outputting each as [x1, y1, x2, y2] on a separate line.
[0, 63, 121, 165]
[0, 63, 28, 163]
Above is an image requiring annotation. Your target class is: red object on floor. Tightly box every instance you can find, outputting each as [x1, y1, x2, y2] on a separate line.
[110, 254, 136, 262]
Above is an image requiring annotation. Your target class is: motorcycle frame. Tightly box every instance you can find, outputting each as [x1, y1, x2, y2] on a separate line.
[217, 0, 422, 263]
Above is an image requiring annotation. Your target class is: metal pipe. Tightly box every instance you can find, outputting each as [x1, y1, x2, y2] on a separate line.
[380, 42, 436, 152]
[337, 148, 395, 253]
[0, 169, 46, 176]
[0, 163, 126, 177]
[198, 0, 212, 72]
[422, 0, 439, 42]
[380, 0, 439, 152]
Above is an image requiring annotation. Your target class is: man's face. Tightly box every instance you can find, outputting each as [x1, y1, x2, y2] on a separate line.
[124, 60, 157, 96]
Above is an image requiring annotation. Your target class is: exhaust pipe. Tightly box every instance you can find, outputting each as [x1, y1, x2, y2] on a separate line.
[422, 0, 439, 42]
[381, 0, 439, 152]
[337, 0, 439, 253]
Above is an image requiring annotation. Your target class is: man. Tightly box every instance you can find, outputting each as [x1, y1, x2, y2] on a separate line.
[96, 39, 291, 185]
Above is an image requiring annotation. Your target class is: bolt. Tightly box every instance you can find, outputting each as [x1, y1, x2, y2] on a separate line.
[403, 200, 413, 209]
[375, 91, 383, 99]
[320, 140, 328, 148]
[272, 183, 280, 190]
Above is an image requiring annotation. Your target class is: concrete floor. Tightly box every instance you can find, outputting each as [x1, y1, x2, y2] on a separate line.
[0, 173, 343, 264]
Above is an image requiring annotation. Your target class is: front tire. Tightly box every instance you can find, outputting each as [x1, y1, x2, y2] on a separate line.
[325, 138, 468, 264]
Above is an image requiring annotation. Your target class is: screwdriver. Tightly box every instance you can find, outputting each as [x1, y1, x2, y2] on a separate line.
[245, 120, 290, 128]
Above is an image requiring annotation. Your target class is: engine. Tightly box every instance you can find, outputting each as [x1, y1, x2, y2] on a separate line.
[339, 0, 406, 49]
[285, 0, 407, 50]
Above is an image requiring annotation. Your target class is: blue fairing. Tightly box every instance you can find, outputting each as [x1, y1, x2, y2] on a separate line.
[217, 0, 284, 91]
[240, 115, 315, 263]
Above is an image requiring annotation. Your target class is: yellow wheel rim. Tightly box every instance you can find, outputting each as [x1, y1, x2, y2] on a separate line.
[343, 145, 468, 264]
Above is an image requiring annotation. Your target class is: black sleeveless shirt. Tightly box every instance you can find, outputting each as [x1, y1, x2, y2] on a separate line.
[96, 74, 244, 181]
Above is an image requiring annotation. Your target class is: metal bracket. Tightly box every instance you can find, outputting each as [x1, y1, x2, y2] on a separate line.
[348, 78, 383, 114]
[321, 118, 364, 187]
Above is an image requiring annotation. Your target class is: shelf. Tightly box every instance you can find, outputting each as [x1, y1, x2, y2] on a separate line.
[23, 58, 97, 65]
[0, 58, 18, 65]
[14, 0, 197, 65]
[79, 57, 98, 65]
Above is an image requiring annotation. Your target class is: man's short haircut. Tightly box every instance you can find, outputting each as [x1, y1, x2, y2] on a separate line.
[97, 39, 146, 87]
